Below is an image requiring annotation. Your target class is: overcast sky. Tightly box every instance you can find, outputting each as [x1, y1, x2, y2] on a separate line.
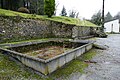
[56, 0, 120, 19]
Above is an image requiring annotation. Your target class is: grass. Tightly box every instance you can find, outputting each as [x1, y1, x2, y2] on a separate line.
[0, 49, 97, 80]
[79, 49, 97, 61]
[0, 8, 98, 27]
[0, 8, 45, 19]
[50, 49, 97, 79]
[50, 60, 88, 79]
[0, 53, 46, 80]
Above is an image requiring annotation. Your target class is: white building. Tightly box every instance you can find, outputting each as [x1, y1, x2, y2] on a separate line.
[104, 19, 120, 33]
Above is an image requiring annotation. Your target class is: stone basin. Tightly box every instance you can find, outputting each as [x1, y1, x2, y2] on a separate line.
[0, 40, 93, 75]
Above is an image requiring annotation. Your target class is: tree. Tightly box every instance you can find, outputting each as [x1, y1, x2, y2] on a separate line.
[23, 0, 26, 7]
[0, 0, 3, 8]
[114, 12, 120, 19]
[105, 12, 113, 22]
[75, 12, 79, 18]
[45, 0, 55, 17]
[12, 0, 21, 10]
[90, 10, 102, 26]
[60, 6, 67, 16]
[29, 0, 45, 15]
[69, 10, 76, 18]
[2, 0, 20, 10]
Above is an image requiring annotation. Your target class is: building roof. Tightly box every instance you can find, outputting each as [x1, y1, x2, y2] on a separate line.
[105, 18, 120, 23]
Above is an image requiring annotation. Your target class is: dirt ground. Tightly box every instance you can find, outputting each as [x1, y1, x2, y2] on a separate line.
[77, 34, 120, 80]
[25, 46, 71, 60]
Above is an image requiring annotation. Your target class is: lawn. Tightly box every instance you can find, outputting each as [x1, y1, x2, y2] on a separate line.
[0, 8, 98, 27]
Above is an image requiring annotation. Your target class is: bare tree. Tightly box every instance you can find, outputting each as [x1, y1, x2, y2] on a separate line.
[76, 12, 79, 18]
[54, 1, 59, 15]
[69, 10, 76, 18]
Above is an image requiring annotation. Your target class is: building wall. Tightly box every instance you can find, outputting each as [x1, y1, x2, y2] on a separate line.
[104, 19, 120, 32]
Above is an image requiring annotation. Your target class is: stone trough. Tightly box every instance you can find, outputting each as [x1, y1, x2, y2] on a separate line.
[0, 40, 93, 75]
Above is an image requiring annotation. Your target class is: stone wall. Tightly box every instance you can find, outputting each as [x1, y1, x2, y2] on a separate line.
[72, 26, 96, 39]
[0, 16, 96, 43]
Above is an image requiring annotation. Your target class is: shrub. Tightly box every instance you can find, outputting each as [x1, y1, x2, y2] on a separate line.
[18, 7, 30, 13]
[44, 0, 55, 17]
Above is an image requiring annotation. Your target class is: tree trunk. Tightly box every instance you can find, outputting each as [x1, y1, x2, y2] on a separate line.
[1, 0, 3, 8]
[23, 0, 26, 7]
[26, 0, 29, 8]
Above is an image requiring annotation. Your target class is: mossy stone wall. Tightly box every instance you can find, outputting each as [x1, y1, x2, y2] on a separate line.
[0, 16, 96, 43]
[0, 16, 73, 43]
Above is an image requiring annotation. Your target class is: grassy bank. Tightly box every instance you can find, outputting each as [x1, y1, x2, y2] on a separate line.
[0, 9, 98, 27]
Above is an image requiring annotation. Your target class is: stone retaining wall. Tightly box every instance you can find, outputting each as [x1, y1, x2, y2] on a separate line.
[0, 16, 97, 43]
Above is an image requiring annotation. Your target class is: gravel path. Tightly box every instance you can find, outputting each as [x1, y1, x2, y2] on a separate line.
[83, 34, 120, 80]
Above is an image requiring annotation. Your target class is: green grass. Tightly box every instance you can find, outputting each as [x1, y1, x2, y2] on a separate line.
[0, 53, 47, 80]
[50, 60, 88, 79]
[50, 49, 97, 79]
[79, 49, 97, 61]
[0, 8, 98, 27]
[0, 49, 97, 80]
[0, 8, 45, 19]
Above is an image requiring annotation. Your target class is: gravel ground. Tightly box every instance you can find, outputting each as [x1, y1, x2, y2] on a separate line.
[80, 34, 120, 80]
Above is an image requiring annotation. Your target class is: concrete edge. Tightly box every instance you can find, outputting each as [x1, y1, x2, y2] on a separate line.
[0, 41, 94, 63]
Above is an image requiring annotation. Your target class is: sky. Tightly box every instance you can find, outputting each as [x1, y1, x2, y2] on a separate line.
[56, 0, 120, 19]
